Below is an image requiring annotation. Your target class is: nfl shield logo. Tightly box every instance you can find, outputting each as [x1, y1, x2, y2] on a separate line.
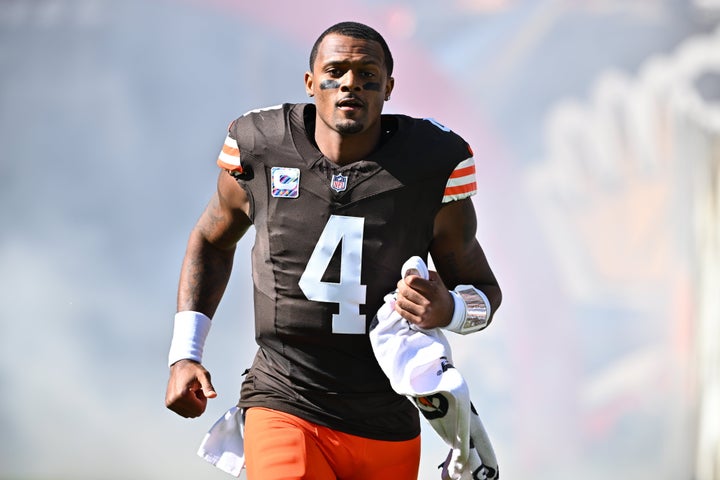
[331, 174, 348, 192]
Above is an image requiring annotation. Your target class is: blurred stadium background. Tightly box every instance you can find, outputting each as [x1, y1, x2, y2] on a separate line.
[1, 0, 719, 478]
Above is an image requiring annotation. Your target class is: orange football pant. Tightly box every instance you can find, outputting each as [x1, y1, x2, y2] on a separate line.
[244, 407, 421, 480]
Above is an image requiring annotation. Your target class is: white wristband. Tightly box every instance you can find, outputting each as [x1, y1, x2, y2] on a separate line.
[445, 285, 491, 335]
[447, 291, 468, 332]
[168, 311, 212, 367]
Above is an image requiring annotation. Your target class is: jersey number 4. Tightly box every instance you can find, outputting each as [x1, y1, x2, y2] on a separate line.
[298, 215, 368, 334]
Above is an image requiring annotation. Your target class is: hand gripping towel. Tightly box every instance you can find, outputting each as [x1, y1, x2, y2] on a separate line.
[196, 406, 246, 478]
[369, 257, 498, 480]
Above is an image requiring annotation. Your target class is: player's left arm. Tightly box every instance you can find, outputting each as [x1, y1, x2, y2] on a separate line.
[431, 197, 501, 309]
[396, 197, 501, 331]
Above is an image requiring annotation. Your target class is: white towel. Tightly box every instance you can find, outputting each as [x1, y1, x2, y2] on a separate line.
[197, 406, 246, 478]
[369, 257, 498, 480]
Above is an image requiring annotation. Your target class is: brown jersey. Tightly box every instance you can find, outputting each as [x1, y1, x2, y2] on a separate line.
[222, 103, 474, 441]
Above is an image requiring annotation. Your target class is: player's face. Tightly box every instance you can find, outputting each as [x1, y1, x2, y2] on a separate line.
[305, 34, 394, 136]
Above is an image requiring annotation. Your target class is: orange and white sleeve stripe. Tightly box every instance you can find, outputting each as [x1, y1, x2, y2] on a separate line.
[217, 134, 243, 172]
[442, 156, 477, 203]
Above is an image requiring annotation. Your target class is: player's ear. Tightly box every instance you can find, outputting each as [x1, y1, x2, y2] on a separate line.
[385, 76, 394, 101]
[305, 72, 314, 97]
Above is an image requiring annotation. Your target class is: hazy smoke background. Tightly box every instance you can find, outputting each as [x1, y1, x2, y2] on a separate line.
[1, 0, 719, 478]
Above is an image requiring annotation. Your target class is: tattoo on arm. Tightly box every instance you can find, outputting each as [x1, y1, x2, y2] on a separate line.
[177, 195, 240, 316]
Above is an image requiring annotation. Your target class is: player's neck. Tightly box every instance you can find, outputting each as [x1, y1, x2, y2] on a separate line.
[314, 122, 382, 166]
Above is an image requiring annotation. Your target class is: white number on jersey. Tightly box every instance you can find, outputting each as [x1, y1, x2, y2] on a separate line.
[298, 215, 368, 334]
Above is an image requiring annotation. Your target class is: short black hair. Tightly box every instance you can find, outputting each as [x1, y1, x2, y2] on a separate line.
[309, 21, 394, 76]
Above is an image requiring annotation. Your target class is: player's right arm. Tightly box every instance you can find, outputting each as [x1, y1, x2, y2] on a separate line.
[165, 170, 252, 418]
[177, 171, 252, 315]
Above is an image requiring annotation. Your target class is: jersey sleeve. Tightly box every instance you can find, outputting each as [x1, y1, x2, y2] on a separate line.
[216, 123, 243, 173]
[442, 151, 477, 203]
